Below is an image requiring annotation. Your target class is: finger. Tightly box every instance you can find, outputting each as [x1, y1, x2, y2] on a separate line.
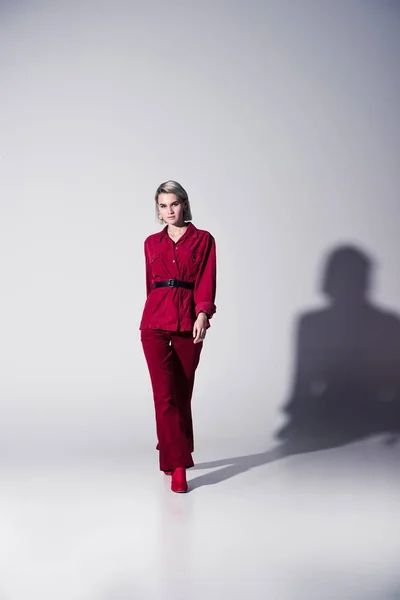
[194, 329, 205, 344]
[194, 329, 202, 344]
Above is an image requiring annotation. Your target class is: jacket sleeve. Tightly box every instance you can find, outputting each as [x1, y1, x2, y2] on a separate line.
[144, 241, 152, 297]
[194, 233, 217, 319]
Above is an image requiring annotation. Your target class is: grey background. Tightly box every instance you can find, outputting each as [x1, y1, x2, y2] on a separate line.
[1, 0, 399, 459]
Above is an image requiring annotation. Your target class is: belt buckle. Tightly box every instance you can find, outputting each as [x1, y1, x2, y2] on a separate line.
[168, 279, 176, 287]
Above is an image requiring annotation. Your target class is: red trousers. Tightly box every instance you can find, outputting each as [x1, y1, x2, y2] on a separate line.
[140, 329, 203, 471]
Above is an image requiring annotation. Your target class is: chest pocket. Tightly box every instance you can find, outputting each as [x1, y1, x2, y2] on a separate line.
[150, 253, 162, 277]
[179, 249, 200, 277]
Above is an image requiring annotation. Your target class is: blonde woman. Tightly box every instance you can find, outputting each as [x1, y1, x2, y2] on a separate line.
[140, 181, 217, 493]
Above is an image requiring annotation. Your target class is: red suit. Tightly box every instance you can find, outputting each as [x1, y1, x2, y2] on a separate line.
[140, 222, 217, 471]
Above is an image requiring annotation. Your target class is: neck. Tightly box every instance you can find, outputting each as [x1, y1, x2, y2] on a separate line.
[167, 222, 187, 235]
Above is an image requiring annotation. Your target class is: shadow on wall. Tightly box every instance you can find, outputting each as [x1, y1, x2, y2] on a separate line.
[277, 244, 400, 448]
[190, 245, 400, 489]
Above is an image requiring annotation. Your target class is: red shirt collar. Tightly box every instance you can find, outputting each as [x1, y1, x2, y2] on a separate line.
[159, 221, 198, 241]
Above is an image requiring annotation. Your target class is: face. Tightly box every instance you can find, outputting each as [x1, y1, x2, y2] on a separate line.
[157, 193, 186, 226]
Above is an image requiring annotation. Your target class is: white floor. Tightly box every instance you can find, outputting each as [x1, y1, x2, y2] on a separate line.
[1, 438, 399, 600]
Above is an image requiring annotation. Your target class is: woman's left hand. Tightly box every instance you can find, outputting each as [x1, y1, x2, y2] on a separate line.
[193, 313, 208, 344]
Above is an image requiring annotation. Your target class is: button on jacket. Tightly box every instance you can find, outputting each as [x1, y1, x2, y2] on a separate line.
[139, 222, 217, 331]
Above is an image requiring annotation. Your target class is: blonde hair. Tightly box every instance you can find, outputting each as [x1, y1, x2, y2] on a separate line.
[155, 180, 193, 224]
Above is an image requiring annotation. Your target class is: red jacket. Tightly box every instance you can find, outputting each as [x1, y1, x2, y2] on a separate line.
[139, 222, 217, 331]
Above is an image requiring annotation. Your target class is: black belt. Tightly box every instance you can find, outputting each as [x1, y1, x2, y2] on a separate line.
[153, 279, 194, 290]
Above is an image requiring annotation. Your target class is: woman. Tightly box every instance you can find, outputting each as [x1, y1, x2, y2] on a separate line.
[139, 180, 217, 493]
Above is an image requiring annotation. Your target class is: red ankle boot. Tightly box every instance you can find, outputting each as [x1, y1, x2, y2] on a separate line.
[171, 467, 188, 493]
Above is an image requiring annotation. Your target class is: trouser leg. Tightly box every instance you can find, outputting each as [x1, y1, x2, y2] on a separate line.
[140, 328, 194, 471]
[171, 331, 203, 454]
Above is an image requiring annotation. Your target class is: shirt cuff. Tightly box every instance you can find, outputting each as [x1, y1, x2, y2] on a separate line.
[196, 302, 216, 319]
